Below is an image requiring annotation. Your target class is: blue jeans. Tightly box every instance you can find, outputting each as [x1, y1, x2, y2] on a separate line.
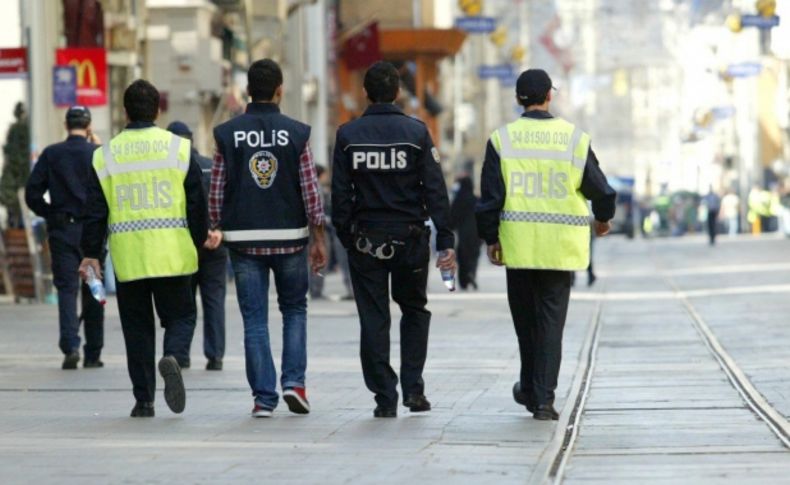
[231, 249, 308, 409]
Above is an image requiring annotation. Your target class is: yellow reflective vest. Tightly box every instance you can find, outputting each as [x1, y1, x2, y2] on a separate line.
[492, 117, 591, 270]
[93, 127, 198, 282]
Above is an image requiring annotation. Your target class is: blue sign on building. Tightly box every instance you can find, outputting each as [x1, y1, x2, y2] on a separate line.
[726, 62, 762, 78]
[455, 16, 497, 33]
[740, 14, 780, 29]
[478, 64, 514, 80]
[53, 66, 77, 107]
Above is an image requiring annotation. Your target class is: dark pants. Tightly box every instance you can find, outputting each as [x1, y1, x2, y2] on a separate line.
[116, 275, 196, 403]
[189, 248, 228, 362]
[49, 232, 104, 361]
[506, 269, 572, 407]
[707, 210, 718, 245]
[347, 226, 431, 409]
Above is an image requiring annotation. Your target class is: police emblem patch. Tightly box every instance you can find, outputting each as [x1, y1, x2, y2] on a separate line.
[249, 150, 278, 189]
[431, 147, 440, 163]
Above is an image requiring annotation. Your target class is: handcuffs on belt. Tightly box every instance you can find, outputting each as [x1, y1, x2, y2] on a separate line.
[355, 235, 404, 260]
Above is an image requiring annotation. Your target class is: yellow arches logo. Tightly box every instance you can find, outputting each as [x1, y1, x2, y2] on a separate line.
[68, 59, 97, 88]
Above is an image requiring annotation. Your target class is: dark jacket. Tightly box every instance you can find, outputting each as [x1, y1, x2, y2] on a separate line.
[81, 122, 208, 259]
[475, 110, 616, 245]
[25, 134, 97, 246]
[331, 103, 454, 251]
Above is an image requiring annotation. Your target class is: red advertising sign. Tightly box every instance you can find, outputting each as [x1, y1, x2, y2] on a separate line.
[0, 48, 28, 79]
[55, 47, 107, 106]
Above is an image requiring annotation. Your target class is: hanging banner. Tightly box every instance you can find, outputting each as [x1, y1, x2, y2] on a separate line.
[55, 47, 107, 106]
[0, 48, 28, 79]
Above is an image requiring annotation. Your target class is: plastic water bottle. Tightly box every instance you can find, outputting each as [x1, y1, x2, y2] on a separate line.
[438, 250, 456, 292]
[85, 266, 107, 306]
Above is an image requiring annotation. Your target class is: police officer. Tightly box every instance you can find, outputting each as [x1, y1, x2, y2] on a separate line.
[79, 80, 208, 417]
[25, 106, 105, 370]
[475, 69, 616, 420]
[208, 59, 327, 417]
[167, 121, 227, 371]
[331, 61, 456, 418]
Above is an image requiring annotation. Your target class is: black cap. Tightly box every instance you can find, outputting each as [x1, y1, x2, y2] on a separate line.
[166, 121, 192, 138]
[65, 105, 91, 124]
[516, 69, 553, 103]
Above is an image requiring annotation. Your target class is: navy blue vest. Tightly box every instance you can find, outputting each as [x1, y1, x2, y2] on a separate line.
[214, 103, 311, 249]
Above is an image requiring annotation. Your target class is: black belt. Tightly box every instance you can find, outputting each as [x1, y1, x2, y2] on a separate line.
[352, 222, 426, 260]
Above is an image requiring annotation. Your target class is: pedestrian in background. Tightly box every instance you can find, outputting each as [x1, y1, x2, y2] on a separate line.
[476, 69, 615, 421]
[207, 59, 327, 418]
[721, 190, 740, 236]
[80, 80, 208, 417]
[167, 121, 227, 371]
[25, 106, 105, 370]
[703, 187, 721, 245]
[450, 173, 481, 290]
[332, 61, 456, 418]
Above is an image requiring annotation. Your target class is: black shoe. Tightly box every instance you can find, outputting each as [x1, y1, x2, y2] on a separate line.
[587, 274, 597, 287]
[533, 404, 559, 421]
[83, 359, 104, 368]
[373, 406, 397, 418]
[158, 356, 186, 414]
[130, 401, 155, 418]
[62, 352, 80, 370]
[403, 395, 431, 412]
[177, 359, 191, 369]
[512, 382, 535, 413]
[205, 359, 223, 371]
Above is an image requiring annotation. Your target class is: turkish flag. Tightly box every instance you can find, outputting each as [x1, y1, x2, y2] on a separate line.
[55, 48, 107, 106]
[343, 22, 381, 70]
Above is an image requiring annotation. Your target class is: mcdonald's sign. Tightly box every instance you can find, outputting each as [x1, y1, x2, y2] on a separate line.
[55, 48, 107, 106]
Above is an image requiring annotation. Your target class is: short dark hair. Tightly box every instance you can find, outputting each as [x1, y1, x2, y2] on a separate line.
[65, 106, 91, 130]
[364, 62, 400, 103]
[248, 59, 283, 102]
[124, 80, 160, 123]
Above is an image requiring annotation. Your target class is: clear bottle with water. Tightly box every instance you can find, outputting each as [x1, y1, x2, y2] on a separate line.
[85, 266, 107, 306]
[438, 250, 456, 292]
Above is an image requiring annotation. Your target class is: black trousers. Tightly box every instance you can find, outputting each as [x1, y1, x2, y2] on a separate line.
[189, 247, 228, 362]
[116, 275, 196, 403]
[49, 230, 104, 361]
[347, 227, 431, 408]
[506, 268, 572, 406]
[707, 210, 718, 245]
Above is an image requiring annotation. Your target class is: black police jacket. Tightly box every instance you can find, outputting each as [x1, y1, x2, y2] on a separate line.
[331, 104, 454, 251]
[25, 134, 97, 245]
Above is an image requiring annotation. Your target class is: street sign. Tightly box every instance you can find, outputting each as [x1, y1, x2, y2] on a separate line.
[726, 62, 762, 78]
[478, 64, 513, 80]
[0, 48, 28, 79]
[740, 14, 780, 29]
[53, 66, 77, 107]
[455, 16, 497, 33]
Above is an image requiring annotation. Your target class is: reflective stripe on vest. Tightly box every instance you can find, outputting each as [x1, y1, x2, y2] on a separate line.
[94, 128, 198, 282]
[223, 227, 310, 242]
[496, 117, 591, 271]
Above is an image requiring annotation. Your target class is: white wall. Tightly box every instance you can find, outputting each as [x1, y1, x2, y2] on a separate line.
[0, 0, 24, 171]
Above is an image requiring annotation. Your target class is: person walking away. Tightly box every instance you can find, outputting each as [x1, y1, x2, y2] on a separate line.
[206, 59, 327, 417]
[720, 190, 739, 236]
[450, 174, 481, 290]
[331, 61, 456, 418]
[25, 106, 105, 369]
[80, 80, 208, 417]
[703, 188, 721, 245]
[475, 69, 616, 420]
[167, 121, 227, 371]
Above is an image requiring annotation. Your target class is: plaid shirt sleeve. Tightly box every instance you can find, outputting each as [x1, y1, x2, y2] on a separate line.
[209, 146, 226, 229]
[299, 142, 324, 227]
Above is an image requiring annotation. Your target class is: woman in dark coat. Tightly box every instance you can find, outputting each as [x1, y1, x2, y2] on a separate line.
[450, 175, 481, 290]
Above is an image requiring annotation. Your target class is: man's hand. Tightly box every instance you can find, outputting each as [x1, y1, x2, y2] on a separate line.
[309, 240, 328, 274]
[593, 220, 612, 237]
[87, 129, 102, 145]
[436, 248, 457, 272]
[204, 229, 223, 249]
[79, 258, 102, 281]
[487, 242, 504, 266]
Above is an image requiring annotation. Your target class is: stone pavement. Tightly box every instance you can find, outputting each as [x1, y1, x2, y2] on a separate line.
[1, 234, 790, 484]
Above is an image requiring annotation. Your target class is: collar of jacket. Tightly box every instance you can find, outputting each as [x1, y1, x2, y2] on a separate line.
[363, 103, 405, 117]
[521, 110, 553, 120]
[125, 121, 156, 130]
[246, 102, 281, 115]
[66, 134, 88, 142]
